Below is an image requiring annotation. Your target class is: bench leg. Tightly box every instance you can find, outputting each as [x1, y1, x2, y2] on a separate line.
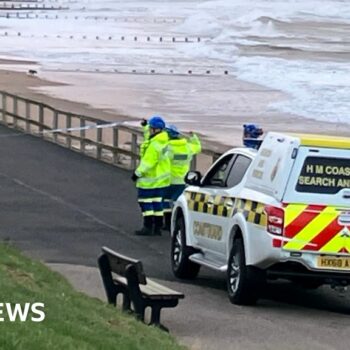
[122, 294, 131, 312]
[98, 254, 118, 306]
[150, 305, 161, 325]
[150, 306, 168, 332]
[133, 305, 146, 322]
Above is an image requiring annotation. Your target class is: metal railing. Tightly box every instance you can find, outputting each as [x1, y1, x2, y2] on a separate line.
[0, 90, 225, 172]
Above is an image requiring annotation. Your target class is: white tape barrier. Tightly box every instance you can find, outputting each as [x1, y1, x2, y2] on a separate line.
[0, 121, 127, 138]
[0, 120, 196, 139]
[42, 121, 122, 133]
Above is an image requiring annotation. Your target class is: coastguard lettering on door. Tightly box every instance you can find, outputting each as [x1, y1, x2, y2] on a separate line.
[193, 221, 222, 240]
[297, 157, 350, 194]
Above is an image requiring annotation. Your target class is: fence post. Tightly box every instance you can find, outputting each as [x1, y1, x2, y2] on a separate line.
[13, 96, 18, 128]
[2, 94, 7, 124]
[80, 118, 86, 153]
[113, 127, 119, 164]
[53, 111, 58, 143]
[39, 104, 44, 134]
[66, 113, 72, 148]
[191, 155, 197, 171]
[96, 124, 102, 160]
[25, 101, 31, 133]
[130, 133, 138, 169]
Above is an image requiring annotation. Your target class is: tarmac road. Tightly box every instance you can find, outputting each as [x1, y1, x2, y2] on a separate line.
[1, 125, 350, 350]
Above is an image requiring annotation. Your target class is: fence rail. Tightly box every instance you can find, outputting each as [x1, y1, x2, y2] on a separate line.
[0, 90, 224, 172]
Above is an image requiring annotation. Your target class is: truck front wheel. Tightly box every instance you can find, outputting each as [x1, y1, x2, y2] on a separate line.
[171, 215, 200, 279]
[227, 238, 265, 305]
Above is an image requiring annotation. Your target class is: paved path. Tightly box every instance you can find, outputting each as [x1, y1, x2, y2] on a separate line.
[1, 125, 350, 350]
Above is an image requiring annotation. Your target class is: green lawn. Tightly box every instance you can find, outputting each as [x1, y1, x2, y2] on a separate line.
[0, 244, 185, 350]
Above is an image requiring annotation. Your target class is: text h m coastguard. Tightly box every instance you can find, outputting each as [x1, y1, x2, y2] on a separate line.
[131, 116, 170, 236]
[163, 124, 201, 230]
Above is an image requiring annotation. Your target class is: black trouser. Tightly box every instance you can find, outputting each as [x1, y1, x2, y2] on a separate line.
[143, 216, 163, 230]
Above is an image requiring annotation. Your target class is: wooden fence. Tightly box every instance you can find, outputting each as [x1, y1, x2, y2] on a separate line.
[0, 90, 223, 172]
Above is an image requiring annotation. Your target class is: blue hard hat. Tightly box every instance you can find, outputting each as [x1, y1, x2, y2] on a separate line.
[148, 115, 165, 129]
[165, 124, 180, 138]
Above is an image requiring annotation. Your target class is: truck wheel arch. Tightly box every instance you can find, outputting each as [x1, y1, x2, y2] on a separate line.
[173, 206, 195, 247]
[228, 216, 250, 262]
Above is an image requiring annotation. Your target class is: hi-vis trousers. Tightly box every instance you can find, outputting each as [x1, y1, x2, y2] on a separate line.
[137, 188, 166, 217]
[163, 184, 186, 213]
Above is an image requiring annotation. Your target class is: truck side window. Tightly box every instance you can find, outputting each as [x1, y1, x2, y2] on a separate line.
[203, 154, 234, 187]
[226, 155, 252, 188]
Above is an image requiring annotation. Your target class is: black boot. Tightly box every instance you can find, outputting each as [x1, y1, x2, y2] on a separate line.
[163, 212, 171, 231]
[135, 216, 153, 236]
[153, 216, 163, 236]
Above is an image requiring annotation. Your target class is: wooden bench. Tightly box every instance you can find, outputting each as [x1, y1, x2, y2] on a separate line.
[98, 246, 184, 330]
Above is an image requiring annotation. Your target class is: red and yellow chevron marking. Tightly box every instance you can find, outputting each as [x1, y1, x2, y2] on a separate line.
[283, 203, 349, 253]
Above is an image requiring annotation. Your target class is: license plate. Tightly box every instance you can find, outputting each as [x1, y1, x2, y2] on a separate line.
[317, 256, 350, 270]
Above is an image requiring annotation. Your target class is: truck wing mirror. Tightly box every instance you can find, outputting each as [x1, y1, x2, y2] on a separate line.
[185, 171, 202, 186]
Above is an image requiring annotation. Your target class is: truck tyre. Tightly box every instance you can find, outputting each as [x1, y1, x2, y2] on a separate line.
[227, 238, 265, 305]
[171, 215, 200, 279]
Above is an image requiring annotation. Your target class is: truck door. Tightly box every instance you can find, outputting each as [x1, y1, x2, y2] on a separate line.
[187, 153, 252, 255]
[186, 153, 234, 254]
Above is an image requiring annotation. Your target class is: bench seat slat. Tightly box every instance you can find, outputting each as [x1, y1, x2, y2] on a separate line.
[112, 276, 184, 299]
[144, 279, 184, 297]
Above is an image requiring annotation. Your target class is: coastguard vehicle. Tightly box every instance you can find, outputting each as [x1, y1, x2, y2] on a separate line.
[170, 132, 350, 304]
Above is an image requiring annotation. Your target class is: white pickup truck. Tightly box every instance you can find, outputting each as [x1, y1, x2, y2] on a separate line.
[170, 132, 350, 304]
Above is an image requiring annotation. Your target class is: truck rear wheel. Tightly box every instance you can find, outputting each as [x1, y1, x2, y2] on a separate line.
[227, 238, 265, 305]
[171, 215, 200, 279]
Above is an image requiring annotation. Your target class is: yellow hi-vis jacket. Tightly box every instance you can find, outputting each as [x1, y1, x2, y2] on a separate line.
[135, 131, 170, 189]
[168, 134, 201, 185]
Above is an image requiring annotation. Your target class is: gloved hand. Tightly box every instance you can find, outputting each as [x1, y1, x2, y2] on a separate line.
[131, 172, 139, 182]
[140, 119, 148, 127]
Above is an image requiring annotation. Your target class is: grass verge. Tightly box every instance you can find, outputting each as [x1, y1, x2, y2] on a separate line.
[0, 244, 185, 350]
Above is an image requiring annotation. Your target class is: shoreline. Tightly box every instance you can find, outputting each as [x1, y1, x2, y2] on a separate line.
[1, 60, 349, 152]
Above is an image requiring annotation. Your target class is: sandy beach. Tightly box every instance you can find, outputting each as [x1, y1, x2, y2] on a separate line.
[0, 59, 349, 153]
[0, 60, 349, 149]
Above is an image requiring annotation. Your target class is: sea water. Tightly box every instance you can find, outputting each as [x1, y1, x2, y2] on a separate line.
[0, 0, 349, 127]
